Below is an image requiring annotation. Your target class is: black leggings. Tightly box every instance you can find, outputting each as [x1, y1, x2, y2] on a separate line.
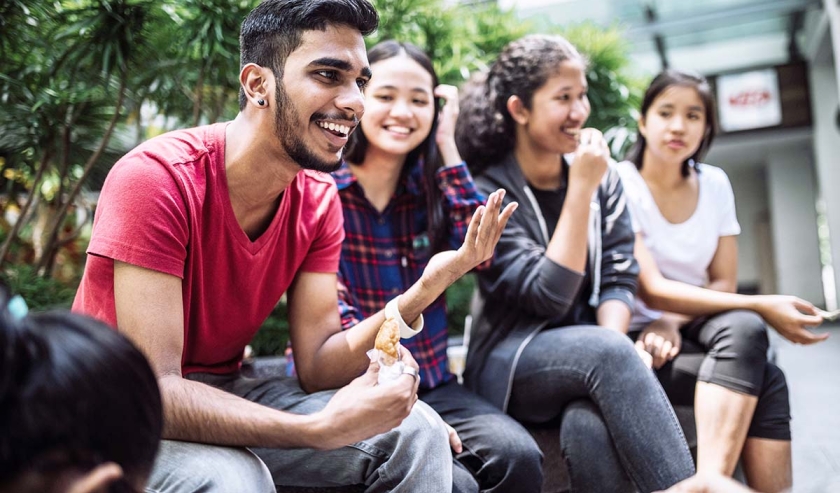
[633, 309, 791, 441]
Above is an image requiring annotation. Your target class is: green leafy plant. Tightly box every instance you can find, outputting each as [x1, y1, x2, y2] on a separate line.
[1, 264, 77, 311]
[556, 22, 646, 157]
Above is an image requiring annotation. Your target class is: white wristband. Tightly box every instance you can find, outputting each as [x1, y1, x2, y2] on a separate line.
[385, 295, 424, 339]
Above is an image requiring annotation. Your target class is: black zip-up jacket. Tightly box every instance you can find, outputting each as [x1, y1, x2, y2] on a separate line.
[465, 153, 639, 412]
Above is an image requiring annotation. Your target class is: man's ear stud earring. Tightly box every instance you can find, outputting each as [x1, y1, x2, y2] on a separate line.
[257, 99, 265, 106]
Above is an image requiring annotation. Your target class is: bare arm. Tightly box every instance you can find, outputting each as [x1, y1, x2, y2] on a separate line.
[635, 236, 827, 344]
[596, 299, 632, 334]
[544, 129, 610, 273]
[114, 261, 419, 450]
[287, 270, 398, 391]
[705, 235, 738, 293]
[292, 189, 518, 391]
[434, 84, 463, 167]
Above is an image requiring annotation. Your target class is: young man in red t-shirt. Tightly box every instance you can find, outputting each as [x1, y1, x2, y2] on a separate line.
[73, 1, 515, 491]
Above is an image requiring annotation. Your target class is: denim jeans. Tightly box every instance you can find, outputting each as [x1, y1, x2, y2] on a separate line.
[421, 379, 544, 493]
[146, 441, 275, 493]
[146, 372, 453, 493]
[507, 325, 695, 493]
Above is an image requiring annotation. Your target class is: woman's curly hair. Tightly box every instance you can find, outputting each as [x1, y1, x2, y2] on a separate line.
[456, 34, 585, 175]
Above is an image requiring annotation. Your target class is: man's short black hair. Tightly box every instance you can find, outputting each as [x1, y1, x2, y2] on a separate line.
[238, 0, 379, 110]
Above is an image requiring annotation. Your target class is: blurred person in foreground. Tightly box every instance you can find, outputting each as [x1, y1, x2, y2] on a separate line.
[0, 288, 162, 493]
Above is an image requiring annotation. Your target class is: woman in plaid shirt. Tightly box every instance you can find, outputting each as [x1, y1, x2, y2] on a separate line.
[332, 40, 543, 493]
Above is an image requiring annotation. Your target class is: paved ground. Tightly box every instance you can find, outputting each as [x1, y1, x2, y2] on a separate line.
[774, 322, 840, 492]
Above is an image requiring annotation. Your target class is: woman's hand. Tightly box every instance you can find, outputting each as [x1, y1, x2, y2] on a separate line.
[568, 128, 610, 196]
[752, 295, 828, 344]
[634, 316, 683, 369]
[422, 189, 517, 286]
[434, 84, 462, 167]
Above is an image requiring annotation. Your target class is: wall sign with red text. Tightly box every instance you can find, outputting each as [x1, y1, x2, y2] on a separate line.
[717, 69, 783, 132]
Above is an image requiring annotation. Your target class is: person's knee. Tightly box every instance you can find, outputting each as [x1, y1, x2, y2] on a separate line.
[503, 432, 543, 480]
[372, 401, 452, 489]
[584, 326, 638, 363]
[148, 441, 275, 493]
[380, 400, 451, 475]
[714, 310, 769, 359]
[749, 363, 792, 440]
[400, 401, 451, 451]
[588, 327, 638, 367]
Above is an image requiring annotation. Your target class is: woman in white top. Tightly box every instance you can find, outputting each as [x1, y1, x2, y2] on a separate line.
[616, 69, 828, 492]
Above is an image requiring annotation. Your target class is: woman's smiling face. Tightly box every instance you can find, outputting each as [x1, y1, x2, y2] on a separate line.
[360, 54, 436, 158]
[516, 58, 590, 156]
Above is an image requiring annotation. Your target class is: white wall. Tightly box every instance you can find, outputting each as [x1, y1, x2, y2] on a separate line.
[719, 165, 770, 291]
[809, 63, 840, 308]
[765, 147, 825, 304]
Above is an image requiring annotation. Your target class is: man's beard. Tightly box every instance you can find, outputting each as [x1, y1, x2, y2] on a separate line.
[274, 80, 343, 173]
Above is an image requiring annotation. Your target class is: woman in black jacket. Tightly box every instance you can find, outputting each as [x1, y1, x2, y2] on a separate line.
[456, 34, 694, 492]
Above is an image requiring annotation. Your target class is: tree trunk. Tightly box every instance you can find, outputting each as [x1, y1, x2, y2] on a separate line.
[36, 75, 128, 275]
[53, 109, 78, 211]
[192, 64, 205, 126]
[0, 148, 53, 269]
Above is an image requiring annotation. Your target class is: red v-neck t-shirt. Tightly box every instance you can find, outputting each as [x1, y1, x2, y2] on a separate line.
[73, 123, 344, 375]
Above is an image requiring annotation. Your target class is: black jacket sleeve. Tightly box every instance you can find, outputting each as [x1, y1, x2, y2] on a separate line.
[597, 167, 639, 309]
[475, 178, 585, 320]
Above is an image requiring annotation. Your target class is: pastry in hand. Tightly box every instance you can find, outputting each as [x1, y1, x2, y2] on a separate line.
[375, 317, 400, 366]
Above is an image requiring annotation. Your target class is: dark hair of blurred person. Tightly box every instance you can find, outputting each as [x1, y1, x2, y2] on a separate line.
[0, 287, 162, 493]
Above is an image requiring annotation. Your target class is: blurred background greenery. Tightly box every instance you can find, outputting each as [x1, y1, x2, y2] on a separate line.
[0, 0, 644, 355]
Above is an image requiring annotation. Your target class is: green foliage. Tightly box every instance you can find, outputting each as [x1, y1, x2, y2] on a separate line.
[250, 299, 290, 357]
[371, 0, 531, 86]
[445, 274, 475, 336]
[0, 265, 77, 311]
[555, 22, 646, 157]
[0, 0, 258, 276]
[0, 0, 160, 275]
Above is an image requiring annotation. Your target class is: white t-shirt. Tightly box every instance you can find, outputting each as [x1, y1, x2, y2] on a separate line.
[616, 160, 741, 330]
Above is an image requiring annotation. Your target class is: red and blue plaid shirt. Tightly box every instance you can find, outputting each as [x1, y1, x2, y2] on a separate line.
[334, 160, 484, 390]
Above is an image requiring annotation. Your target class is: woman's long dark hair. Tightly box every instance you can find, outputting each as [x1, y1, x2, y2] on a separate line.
[456, 34, 585, 176]
[624, 69, 718, 177]
[344, 40, 448, 253]
[0, 287, 162, 492]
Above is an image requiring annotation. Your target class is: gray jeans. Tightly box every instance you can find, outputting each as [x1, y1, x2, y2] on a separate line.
[146, 372, 453, 493]
[508, 325, 695, 493]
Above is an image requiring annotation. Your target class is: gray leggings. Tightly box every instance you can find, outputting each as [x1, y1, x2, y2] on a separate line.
[634, 309, 791, 441]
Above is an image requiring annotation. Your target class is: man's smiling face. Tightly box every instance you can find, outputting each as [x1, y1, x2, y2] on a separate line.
[273, 24, 371, 172]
